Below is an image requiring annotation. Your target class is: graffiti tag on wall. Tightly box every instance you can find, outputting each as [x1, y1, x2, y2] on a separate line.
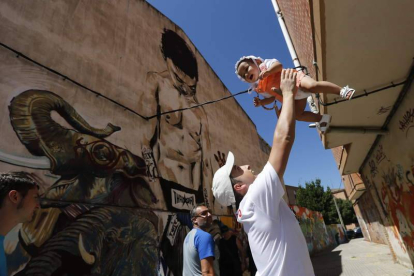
[398, 108, 414, 136]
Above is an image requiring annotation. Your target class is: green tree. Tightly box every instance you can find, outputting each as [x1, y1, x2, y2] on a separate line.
[295, 179, 356, 225]
[334, 198, 358, 225]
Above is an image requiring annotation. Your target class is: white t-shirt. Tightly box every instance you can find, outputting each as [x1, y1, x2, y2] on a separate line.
[237, 162, 315, 276]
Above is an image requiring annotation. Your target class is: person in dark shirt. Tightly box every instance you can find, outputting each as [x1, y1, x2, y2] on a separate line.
[218, 225, 245, 276]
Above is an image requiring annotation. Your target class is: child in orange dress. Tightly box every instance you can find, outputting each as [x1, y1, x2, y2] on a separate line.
[235, 56, 355, 133]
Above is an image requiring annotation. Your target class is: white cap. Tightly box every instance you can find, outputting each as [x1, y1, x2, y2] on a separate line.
[212, 152, 235, 208]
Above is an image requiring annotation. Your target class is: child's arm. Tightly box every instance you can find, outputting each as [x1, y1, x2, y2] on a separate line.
[254, 96, 276, 107]
[259, 60, 283, 79]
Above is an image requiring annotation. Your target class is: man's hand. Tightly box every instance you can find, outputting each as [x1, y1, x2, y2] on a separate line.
[279, 69, 298, 96]
[253, 97, 262, 107]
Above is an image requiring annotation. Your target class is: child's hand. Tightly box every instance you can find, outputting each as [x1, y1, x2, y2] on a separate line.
[253, 97, 262, 107]
[271, 87, 283, 97]
[259, 70, 270, 80]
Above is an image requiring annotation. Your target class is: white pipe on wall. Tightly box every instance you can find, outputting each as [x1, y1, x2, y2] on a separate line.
[271, 0, 301, 69]
[271, 0, 319, 113]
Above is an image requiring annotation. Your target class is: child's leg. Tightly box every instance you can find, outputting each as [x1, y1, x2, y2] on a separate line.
[300, 76, 341, 95]
[294, 99, 322, 122]
[299, 76, 355, 99]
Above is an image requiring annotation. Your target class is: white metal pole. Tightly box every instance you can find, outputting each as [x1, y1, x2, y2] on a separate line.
[271, 0, 319, 114]
[270, 0, 300, 68]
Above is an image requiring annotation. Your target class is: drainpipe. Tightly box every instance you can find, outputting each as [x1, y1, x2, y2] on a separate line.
[271, 0, 318, 113]
[271, 0, 300, 69]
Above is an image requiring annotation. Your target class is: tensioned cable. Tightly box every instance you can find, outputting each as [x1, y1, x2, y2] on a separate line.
[0, 42, 248, 120]
[316, 80, 406, 106]
[0, 42, 147, 120]
[2, 42, 405, 117]
[146, 89, 248, 119]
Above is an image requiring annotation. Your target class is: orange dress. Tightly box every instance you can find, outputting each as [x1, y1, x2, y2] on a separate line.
[255, 59, 308, 102]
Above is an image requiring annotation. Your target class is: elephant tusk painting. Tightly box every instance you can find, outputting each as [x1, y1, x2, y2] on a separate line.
[0, 1, 271, 276]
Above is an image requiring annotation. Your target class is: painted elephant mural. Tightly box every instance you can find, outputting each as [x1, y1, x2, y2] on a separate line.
[0, 1, 271, 274]
[1, 28, 216, 276]
[6, 90, 159, 275]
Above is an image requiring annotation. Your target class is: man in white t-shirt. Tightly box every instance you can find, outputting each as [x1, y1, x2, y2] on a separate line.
[212, 69, 314, 276]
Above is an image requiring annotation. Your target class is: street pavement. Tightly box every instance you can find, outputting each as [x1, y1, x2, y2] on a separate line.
[311, 238, 414, 276]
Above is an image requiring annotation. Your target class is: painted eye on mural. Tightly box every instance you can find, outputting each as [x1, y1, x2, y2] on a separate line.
[92, 143, 115, 163]
[174, 74, 184, 84]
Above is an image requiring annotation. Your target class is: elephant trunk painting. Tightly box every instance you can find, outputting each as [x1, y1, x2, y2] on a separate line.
[9, 90, 121, 175]
[6, 90, 159, 275]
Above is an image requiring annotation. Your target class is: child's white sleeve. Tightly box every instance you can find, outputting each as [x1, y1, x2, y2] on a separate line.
[263, 58, 280, 69]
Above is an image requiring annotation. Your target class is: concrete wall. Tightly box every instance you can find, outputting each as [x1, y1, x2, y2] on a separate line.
[0, 1, 271, 275]
[359, 84, 414, 268]
[290, 205, 337, 255]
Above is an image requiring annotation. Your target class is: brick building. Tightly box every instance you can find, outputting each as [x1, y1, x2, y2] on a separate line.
[331, 188, 348, 201]
[285, 184, 299, 205]
[273, 0, 414, 269]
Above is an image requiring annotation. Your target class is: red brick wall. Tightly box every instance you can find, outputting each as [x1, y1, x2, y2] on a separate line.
[276, 0, 316, 78]
[330, 146, 343, 167]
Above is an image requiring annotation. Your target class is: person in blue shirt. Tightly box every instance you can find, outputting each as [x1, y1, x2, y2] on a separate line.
[183, 204, 215, 276]
[0, 172, 40, 276]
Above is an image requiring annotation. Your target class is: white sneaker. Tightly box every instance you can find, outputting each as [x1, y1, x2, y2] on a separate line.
[340, 85, 356, 100]
[307, 96, 319, 114]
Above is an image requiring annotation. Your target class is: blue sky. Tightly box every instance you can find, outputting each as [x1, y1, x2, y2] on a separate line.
[146, 0, 342, 189]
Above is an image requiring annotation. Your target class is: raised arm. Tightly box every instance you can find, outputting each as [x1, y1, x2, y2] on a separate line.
[268, 69, 297, 178]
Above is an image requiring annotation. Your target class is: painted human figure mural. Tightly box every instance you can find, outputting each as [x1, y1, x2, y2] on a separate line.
[0, 1, 260, 274]
[141, 29, 213, 212]
[1, 29, 214, 276]
[140, 29, 214, 275]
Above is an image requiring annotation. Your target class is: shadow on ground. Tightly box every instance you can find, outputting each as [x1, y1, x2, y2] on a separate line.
[311, 247, 342, 276]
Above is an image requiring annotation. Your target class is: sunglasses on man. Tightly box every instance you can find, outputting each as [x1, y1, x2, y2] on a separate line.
[195, 209, 212, 218]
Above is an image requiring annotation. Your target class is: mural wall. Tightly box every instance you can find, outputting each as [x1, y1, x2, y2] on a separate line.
[0, 1, 270, 275]
[360, 83, 414, 268]
[353, 190, 387, 245]
[290, 205, 338, 255]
